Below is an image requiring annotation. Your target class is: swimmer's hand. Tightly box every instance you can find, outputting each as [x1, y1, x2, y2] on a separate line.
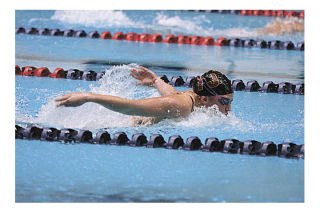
[55, 92, 91, 107]
[130, 66, 158, 86]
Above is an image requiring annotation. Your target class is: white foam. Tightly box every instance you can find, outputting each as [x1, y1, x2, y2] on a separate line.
[51, 10, 144, 28]
[152, 13, 213, 35]
[160, 105, 255, 133]
[152, 13, 257, 38]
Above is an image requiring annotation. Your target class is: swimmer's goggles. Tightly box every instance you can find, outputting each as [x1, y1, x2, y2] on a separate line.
[219, 97, 232, 105]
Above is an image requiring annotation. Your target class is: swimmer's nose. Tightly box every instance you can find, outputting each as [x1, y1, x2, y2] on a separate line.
[225, 104, 231, 115]
[226, 104, 231, 111]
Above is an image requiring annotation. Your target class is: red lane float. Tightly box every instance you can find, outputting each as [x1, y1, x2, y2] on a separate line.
[125, 32, 139, 41]
[35, 67, 51, 77]
[190, 36, 204, 45]
[163, 34, 178, 43]
[112, 32, 125, 40]
[100, 31, 112, 39]
[238, 9, 302, 18]
[50, 68, 66, 78]
[263, 10, 271, 16]
[16, 66, 65, 78]
[253, 10, 264, 16]
[276, 10, 284, 17]
[215, 37, 228, 46]
[152, 34, 163, 42]
[139, 33, 152, 42]
[202, 37, 214, 45]
[22, 66, 37, 76]
[177, 35, 190, 44]
[298, 11, 304, 18]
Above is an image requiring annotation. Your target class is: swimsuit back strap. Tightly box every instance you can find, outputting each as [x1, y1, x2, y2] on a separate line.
[188, 94, 195, 112]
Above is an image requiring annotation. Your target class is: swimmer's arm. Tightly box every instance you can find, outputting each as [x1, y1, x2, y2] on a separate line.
[55, 92, 190, 118]
[131, 66, 179, 96]
[89, 93, 190, 117]
[153, 77, 179, 96]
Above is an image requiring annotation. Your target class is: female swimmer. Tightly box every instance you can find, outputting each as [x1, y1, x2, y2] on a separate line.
[55, 66, 234, 124]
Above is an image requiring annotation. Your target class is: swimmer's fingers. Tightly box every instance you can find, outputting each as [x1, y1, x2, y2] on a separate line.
[139, 66, 151, 72]
[131, 67, 156, 86]
[56, 98, 83, 107]
[131, 68, 150, 81]
[56, 99, 69, 107]
[54, 93, 71, 101]
[139, 66, 158, 78]
[55, 92, 85, 107]
[130, 69, 141, 79]
[132, 67, 152, 76]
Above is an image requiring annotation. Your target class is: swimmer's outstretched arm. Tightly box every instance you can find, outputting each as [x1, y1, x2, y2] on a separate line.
[130, 66, 178, 96]
[55, 92, 191, 118]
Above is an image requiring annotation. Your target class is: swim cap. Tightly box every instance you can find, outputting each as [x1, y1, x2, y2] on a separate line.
[192, 70, 233, 96]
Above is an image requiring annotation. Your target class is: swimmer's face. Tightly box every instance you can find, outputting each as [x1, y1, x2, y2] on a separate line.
[206, 93, 234, 115]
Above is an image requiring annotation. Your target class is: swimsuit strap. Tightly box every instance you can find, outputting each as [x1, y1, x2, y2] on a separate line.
[188, 94, 195, 112]
[176, 91, 195, 112]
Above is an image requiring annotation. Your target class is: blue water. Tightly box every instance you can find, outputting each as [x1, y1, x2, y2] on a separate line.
[15, 10, 304, 202]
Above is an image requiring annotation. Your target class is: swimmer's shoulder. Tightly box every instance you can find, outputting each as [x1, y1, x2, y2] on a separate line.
[176, 89, 194, 95]
[167, 89, 195, 113]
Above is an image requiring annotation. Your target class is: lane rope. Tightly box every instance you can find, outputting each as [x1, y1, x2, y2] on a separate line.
[16, 27, 304, 51]
[15, 65, 305, 95]
[187, 10, 304, 19]
[15, 123, 304, 159]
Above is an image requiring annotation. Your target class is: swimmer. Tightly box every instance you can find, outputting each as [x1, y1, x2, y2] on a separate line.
[55, 66, 234, 125]
[256, 18, 304, 36]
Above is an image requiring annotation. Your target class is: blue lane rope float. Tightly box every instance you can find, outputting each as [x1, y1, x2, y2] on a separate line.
[16, 27, 304, 51]
[15, 65, 304, 95]
[15, 123, 304, 159]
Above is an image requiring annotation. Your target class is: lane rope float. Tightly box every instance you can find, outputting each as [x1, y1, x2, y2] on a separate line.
[15, 65, 305, 95]
[187, 10, 304, 19]
[15, 123, 304, 159]
[16, 27, 304, 51]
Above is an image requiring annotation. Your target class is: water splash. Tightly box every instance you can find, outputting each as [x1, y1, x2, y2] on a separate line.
[151, 13, 258, 38]
[151, 13, 214, 35]
[159, 105, 255, 133]
[51, 10, 144, 28]
[33, 64, 159, 129]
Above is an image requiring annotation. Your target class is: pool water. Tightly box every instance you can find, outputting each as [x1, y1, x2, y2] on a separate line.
[15, 10, 304, 202]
